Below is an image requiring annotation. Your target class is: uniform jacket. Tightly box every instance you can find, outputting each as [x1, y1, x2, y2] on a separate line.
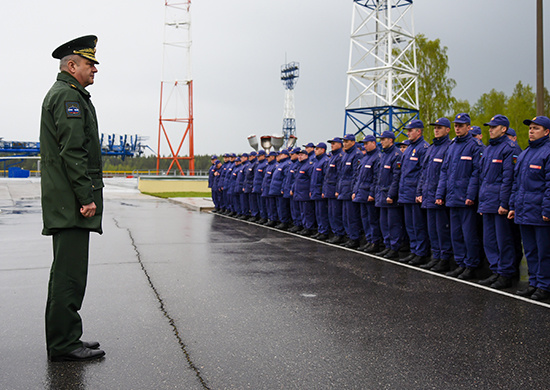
[322, 148, 343, 199]
[353, 148, 381, 203]
[236, 161, 249, 193]
[419, 135, 451, 209]
[212, 166, 223, 192]
[40, 72, 103, 235]
[375, 144, 402, 208]
[261, 159, 277, 197]
[436, 134, 483, 207]
[243, 158, 257, 193]
[310, 153, 329, 200]
[221, 161, 235, 189]
[208, 163, 216, 188]
[293, 159, 314, 201]
[478, 135, 515, 213]
[510, 135, 550, 226]
[252, 158, 267, 194]
[337, 144, 362, 200]
[227, 162, 242, 195]
[283, 158, 300, 198]
[269, 157, 291, 196]
[398, 136, 429, 203]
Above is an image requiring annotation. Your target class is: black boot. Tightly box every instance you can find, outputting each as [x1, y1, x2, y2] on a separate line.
[431, 259, 450, 273]
[420, 258, 439, 269]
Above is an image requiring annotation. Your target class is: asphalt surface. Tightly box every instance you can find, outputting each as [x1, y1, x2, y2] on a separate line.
[2, 178, 550, 389]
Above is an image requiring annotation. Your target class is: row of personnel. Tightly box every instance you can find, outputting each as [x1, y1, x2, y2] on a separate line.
[208, 113, 550, 301]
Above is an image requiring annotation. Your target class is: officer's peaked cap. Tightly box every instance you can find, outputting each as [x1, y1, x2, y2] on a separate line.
[52, 35, 99, 64]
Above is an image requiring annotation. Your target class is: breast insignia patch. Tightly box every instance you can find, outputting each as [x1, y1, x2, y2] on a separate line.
[65, 101, 81, 118]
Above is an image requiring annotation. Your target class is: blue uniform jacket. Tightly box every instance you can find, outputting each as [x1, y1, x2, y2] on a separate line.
[375, 144, 402, 208]
[419, 135, 451, 209]
[337, 144, 362, 200]
[310, 153, 329, 200]
[208, 163, 216, 188]
[212, 167, 222, 192]
[227, 163, 241, 195]
[322, 148, 343, 199]
[283, 158, 300, 198]
[269, 157, 291, 196]
[236, 161, 249, 194]
[252, 159, 267, 194]
[221, 161, 234, 190]
[261, 159, 277, 197]
[352, 148, 380, 203]
[510, 135, 550, 226]
[244, 159, 257, 193]
[293, 159, 314, 201]
[478, 135, 515, 213]
[436, 134, 483, 207]
[398, 136, 429, 203]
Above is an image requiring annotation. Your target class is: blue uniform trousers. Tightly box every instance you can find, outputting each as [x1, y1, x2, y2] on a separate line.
[240, 193, 250, 216]
[258, 195, 267, 219]
[277, 196, 291, 223]
[265, 196, 278, 221]
[379, 207, 402, 251]
[342, 200, 362, 240]
[300, 201, 316, 230]
[482, 213, 517, 277]
[519, 224, 550, 291]
[290, 199, 302, 227]
[449, 207, 481, 268]
[426, 208, 452, 260]
[314, 199, 330, 235]
[249, 193, 259, 217]
[232, 193, 241, 214]
[360, 203, 381, 243]
[328, 198, 345, 236]
[403, 203, 430, 256]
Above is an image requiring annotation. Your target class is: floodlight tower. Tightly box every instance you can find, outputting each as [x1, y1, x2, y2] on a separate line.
[157, 0, 195, 175]
[344, 0, 419, 139]
[281, 62, 300, 147]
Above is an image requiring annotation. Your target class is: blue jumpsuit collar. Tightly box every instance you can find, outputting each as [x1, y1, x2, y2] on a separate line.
[529, 135, 549, 148]
[488, 134, 507, 146]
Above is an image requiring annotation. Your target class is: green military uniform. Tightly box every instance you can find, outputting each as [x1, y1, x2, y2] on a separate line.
[41, 36, 104, 358]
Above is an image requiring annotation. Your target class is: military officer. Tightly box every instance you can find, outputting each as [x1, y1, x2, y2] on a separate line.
[243, 151, 258, 220]
[310, 143, 330, 241]
[286, 148, 304, 233]
[293, 149, 316, 236]
[324, 138, 346, 243]
[41, 35, 105, 361]
[252, 150, 268, 223]
[270, 150, 292, 230]
[261, 151, 279, 226]
[470, 126, 484, 144]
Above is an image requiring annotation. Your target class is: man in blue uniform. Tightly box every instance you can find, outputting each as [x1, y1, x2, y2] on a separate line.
[261, 151, 279, 226]
[470, 126, 484, 145]
[398, 119, 431, 265]
[270, 150, 292, 230]
[352, 135, 382, 252]
[303, 142, 316, 162]
[293, 149, 316, 236]
[252, 150, 268, 223]
[324, 138, 346, 244]
[243, 152, 257, 220]
[236, 154, 250, 218]
[506, 128, 525, 267]
[287, 148, 304, 233]
[228, 156, 243, 216]
[418, 118, 453, 272]
[310, 143, 330, 241]
[509, 116, 550, 300]
[436, 113, 484, 280]
[211, 160, 223, 212]
[374, 131, 403, 260]
[208, 155, 217, 202]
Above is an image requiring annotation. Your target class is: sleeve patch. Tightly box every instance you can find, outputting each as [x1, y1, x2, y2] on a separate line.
[65, 101, 82, 118]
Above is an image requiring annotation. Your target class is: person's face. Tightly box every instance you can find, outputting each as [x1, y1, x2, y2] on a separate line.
[342, 139, 355, 150]
[363, 141, 376, 152]
[407, 128, 422, 142]
[305, 147, 314, 154]
[379, 137, 393, 149]
[240, 156, 247, 163]
[488, 125, 507, 139]
[314, 147, 325, 156]
[267, 155, 275, 162]
[258, 155, 265, 161]
[330, 142, 342, 152]
[216, 163, 222, 169]
[399, 145, 408, 153]
[454, 123, 470, 137]
[474, 134, 483, 141]
[529, 124, 550, 141]
[507, 135, 517, 142]
[433, 125, 450, 139]
[223, 157, 228, 163]
[298, 153, 307, 161]
[290, 153, 298, 161]
[70, 57, 98, 87]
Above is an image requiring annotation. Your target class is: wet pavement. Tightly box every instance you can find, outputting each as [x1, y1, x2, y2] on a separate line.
[2, 178, 550, 389]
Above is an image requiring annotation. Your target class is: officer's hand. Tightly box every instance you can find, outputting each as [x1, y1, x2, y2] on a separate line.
[80, 202, 96, 218]
[335, 192, 339, 197]
[465, 199, 474, 206]
[322, 193, 325, 198]
[290, 191, 293, 196]
[508, 210, 515, 220]
[368, 196, 374, 202]
[416, 196, 422, 203]
[544, 216, 550, 222]
[386, 197, 393, 204]
[435, 199, 444, 206]
[498, 206, 508, 215]
[352, 193, 356, 200]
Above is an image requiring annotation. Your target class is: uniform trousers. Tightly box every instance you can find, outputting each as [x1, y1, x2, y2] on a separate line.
[46, 228, 90, 357]
[249, 193, 260, 217]
[379, 207, 403, 250]
[290, 198, 302, 227]
[360, 202, 381, 243]
[519, 224, 550, 291]
[403, 203, 430, 256]
[482, 213, 517, 277]
[327, 198, 345, 236]
[314, 199, 330, 235]
[277, 196, 291, 223]
[342, 200, 362, 240]
[258, 195, 268, 219]
[240, 192, 250, 216]
[231, 193, 240, 214]
[426, 207, 452, 260]
[449, 207, 481, 268]
[265, 196, 278, 221]
[299, 200, 316, 230]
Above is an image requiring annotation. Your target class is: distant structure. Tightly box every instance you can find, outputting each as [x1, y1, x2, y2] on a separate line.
[344, 0, 419, 138]
[157, 0, 195, 175]
[281, 62, 300, 148]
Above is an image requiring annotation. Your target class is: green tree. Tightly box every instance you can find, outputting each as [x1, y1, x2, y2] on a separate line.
[506, 81, 536, 149]
[472, 89, 508, 142]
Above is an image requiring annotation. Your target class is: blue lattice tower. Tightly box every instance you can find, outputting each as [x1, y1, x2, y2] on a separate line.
[344, 0, 419, 139]
[281, 62, 300, 147]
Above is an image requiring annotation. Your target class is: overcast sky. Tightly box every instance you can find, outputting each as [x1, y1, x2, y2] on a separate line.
[1, 0, 548, 155]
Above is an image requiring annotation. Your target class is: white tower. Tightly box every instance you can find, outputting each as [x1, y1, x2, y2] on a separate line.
[281, 62, 300, 147]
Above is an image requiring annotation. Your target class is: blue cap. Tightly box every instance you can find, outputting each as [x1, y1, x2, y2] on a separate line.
[303, 142, 315, 148]
[298, 149, 308, 154]
[357, 143, 365, 150]
[268, 151, 278, 157]
[291, 147, 301, 154]
[215, 160, 221, 165]
[327, 137, 343, 144]
[484, 114, 510, 127]
[315, 142, 327, 149]
[469, 126, 482, 136]
[396, 139, 410, 146]
[506, 128, 516, 137]
[223, 153, 230, 157]
[342, 134, 356, 141]
[279, 149, 289, 156]
[230, 153, 236, 157]
[404, 119, 424, 129]
[523, 116, 550, 129]
[429, 117, 451, 128]
[249, 151, 257, 156]
[379, 130, 396, 140]
[241, 153, 249, 158]
[211, 155, 217, 160]
[453, 113, 471, 124]
[362, 135, 376, 143]
[257, 150, 266, 155]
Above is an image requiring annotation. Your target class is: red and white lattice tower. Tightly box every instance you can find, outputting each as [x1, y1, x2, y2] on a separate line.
[157, 0, 195, 175]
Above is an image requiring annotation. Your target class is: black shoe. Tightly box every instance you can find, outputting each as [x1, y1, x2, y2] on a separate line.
[310, 232, 321, 239]
[357, 242, 371, 251]
[316, 233, 329, 241]
[298, 229, 313, 237]
[531, 288, 550, 301]
[274, 223, 288, 230]
[82, 341, 100, 349]
[247, 216, 258, 222]
[490, 275, 512, 290]
[257, 218, 268, 225]
[420, 258, 439, 269]
[401, 253, 416, 263]
[288, 225, 301, 233]
[516, 285, 537, 297]
[375, 248, 390, 257]
[409, 255, 430, 266]
[431, 259, 450, 273]
[384, 249, 400, 260]
[364, 242, 381, 254]
[50, 346, 105, 362]
[478, 273, 499, 286]
[342, 239, 360, 249]
[457, 267, 476, 280]
[446, 266, 465, 277]
[265, 220, 277, 227]
[327, 235, 345, 244]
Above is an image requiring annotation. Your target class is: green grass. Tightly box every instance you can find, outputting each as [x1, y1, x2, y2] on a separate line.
[142, 191, 211, 198]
